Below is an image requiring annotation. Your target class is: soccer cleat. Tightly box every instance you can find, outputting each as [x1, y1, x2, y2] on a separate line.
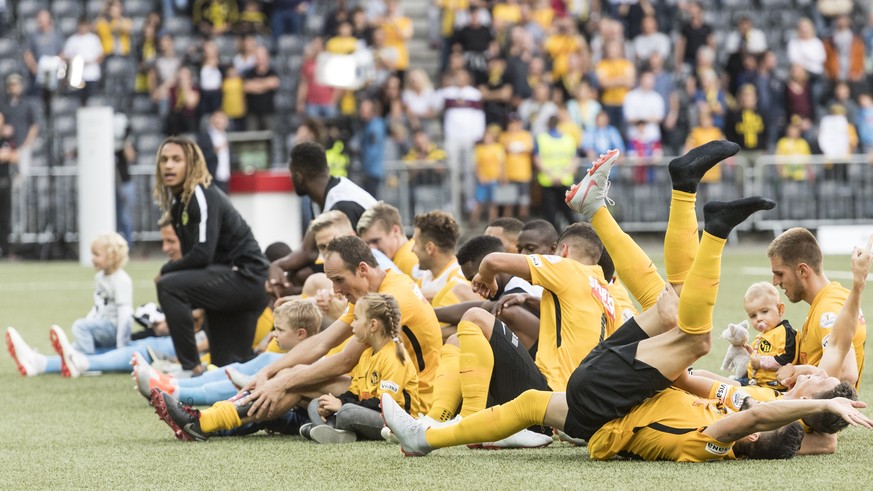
[299, 422, 314, 440]
[151, 388, 208, 442]
[477, 429, 554, 450]
[380, 426, 399, 443]
[130, 351, 148, 368]
[6, 327, 43, 376]
[134, 363, 178, 401]
[420, 414, 461, 428]
[556, 429, 588, 447]
[225, 366, 254, 390]
[310, 425, 358, 444]
[565, 149, 619, 220]
[49, 325, 80, 378]
[381, 393, 433, 457]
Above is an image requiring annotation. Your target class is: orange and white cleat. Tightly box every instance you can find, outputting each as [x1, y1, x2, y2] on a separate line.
[565, 149, 619, 220]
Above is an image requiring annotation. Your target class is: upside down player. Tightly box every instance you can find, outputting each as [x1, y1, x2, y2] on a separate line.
[382, 143, 873, 461]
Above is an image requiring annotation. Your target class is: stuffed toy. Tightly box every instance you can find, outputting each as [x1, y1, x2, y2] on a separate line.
[720, 320, 750, 379]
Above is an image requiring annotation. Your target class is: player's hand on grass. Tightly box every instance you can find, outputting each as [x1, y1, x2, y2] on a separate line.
[850, 235, 873, 289]
[827, 398, 873, 429]
[656, 283, 679, 329]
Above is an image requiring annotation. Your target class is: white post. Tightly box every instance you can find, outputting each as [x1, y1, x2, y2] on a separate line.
[77, 107, 116, 267]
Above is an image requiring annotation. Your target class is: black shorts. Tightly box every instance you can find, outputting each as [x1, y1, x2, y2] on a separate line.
[488, 317, 550, 405]
[562, 317, 672, 441]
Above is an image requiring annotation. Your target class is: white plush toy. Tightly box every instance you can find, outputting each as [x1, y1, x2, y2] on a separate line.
[720, 320, 751, 379]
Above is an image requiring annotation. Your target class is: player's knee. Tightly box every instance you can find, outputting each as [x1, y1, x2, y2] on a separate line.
[460, 307, 492, 330]
[71, 319, 87, 337]
[445, 334, 459, 347]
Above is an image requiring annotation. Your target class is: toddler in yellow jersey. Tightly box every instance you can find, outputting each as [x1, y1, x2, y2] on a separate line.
[741, 282, 797, 390]
[303, 293, 420, 444]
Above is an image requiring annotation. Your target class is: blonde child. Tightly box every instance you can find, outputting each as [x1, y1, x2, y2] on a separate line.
[472, 125, 506, 226]
[51, 233, 132, 359]
[304, 292, 420, 443]
[742, 282, 797, 390]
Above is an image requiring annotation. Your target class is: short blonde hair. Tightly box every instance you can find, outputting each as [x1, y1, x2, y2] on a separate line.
[92, 232, 129, 273]
[357, 201, 403, 235]
[273, 298, 322, 336]
[308, 210, 353, 235]
[744, 282, 781, 305]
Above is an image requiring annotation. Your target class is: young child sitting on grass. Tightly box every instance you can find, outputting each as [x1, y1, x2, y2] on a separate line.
[741, 282, 797, 390]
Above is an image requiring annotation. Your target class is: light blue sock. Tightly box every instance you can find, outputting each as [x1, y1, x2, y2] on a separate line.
[85, 337, 176, 372]
[176, 352, 282, 387]
[44, 356, 62, 373]
[177, 380, 238, 405]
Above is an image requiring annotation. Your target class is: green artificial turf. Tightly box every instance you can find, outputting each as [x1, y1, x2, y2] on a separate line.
[2, 245, 872, 489]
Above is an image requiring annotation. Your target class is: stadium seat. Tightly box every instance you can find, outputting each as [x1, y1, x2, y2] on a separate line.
[125, 0, 153, 18]
[137, 133, 165, 156]
[0, 38, 19, 59]
[131, 94, 154, 114]
[50, 96, 80, 116]
[17, 0, 48, 21]
[86, 0, 104, 18]
[51, 0, 82, 19]
[278, 35, 305, 55]
[166, 16, 194, 36]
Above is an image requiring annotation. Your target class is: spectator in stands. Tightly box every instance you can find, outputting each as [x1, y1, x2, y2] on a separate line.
[675, 1, 713, 73]
[856, 93, 873, 153]
[134, 20, 159, 95]
[694, 70, 727, 130]
[272, 0, 309, 44]
[370, 27, 401, 89]
[499, 113, 533, 219]
[95, 0, 133, 57]
[623, 71, 665, 146]
[627, 119, 662, 183]
[671, 76, 699, 153]
[785, 64, 816, 139]
[471, 125, 505, 227]
[166, 66, 201, 136]
[823, 14, 866, 90]
[827, 81, 858, 124]
[633, 15, 670, 68]
[0, 112, 18, 258]
[402, 69, 438, 132]
[596, 40, 635, 134]
[198, 110, 231, 193]
[543, 16, 583, 81]
[581, 111, 625, 161]
[193, 0, 240, 37]
[862, 12, 873, 64]
[452, 7, 492, 85]
[755, 51, 785, 150]
[221, 65, 246, 131]
[152, 34, 181, 120]
[818, 104, 857, 160]
[590, 18, 630, 64]
[357, 99, 387, 199]
[724, 15, 767, 92]
[775, 117, 812, 181]
[436, 69, 485, 214]
[0, 75, 37, 176]
[726, 84, 767, 161]
[510, 54, 546, 102]
[554, 51, 594, 104]
[684, 109, 725, 184]
[23, 10, 65, 95]
[296, 37, 337, 120]
[199, 40, 223, 116]
[788, 18, 827, 80]
[236, 0, 269, 36]
[381, 0, 414, 80]
[326, 21, 358, 54]
[534, 115, 577, 230]
[243, 46, 279, 132]
[566, 80, 602, 133]
[113, 112, 135, 247]
[519, 83, 557, 137]
[350, 7, 374, 45]
[405, 130, 446, 162]
[62, 17, 104, 105]
[233, 34, 258, 75]
[479, 56, 512, 127]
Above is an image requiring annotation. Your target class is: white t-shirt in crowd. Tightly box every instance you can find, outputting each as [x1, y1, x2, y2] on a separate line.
[63, 32, 104, 82]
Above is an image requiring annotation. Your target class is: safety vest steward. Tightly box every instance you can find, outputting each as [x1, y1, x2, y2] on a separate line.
[536, 132, 577, 187]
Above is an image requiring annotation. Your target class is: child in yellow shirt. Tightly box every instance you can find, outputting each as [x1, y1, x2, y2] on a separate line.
[684, 110, 726, 183]
[472, 126, 506, 226]
[741, 282, 797, 391]
[221, 66, 246, 131]
[775, 119, 812, 181]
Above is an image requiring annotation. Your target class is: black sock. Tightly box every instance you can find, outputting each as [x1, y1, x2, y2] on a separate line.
[703, 197, 775, 239]
[669, 140, 740, 193]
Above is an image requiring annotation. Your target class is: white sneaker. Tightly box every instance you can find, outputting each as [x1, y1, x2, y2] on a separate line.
[478, 428, 554, 450]
[225, 366, 254, 390]
[310, 425, 357, 444]
[381, 393, 433, 456]
[6, 327, 46, 376]
[565, 149, 619, 220]
[49, 325, 80, 378]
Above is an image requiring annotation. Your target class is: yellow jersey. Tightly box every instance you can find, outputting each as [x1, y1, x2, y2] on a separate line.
[500, 129, 534, 182]
[526, 254, 617, 390]
[589, 388, 737, 461]
[706, 380, 782, 413]
[747, 320, 796, 389]
[221, 77, 246, 118]
[474, 142, 505, 182]
[392, 239, 420, 280]
[796, 282, 866, 387]
[684, 127, 725, 182]
[339, 269, 441, 411]
[544, 34, 582, 78]
[595, 58, 634, 106]
[607, 278, 638, 335]
[775, 137, 812, 181]
[417, 259, 464, 302]
[492, 3, 521, 24]
[382, 16, 412, 70]
[326, 35, 358, 54]
[349, 342, 421, 416]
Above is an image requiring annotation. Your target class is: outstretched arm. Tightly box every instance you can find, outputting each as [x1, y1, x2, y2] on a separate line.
[472, 253, 532, 298]
[704, 398, 873, 444]
[818, 235, 872, 377]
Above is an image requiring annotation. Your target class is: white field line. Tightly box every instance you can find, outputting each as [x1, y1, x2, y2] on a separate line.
[741, 267, 871, 282]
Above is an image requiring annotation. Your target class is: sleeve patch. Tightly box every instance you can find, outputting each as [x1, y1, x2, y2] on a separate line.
[705, 442, 731, 455]
[819, 312, 836, 329]
[544, 255, 562, 264]
[380, 380, 400, 393]
[528, 255, 543, 267]
[731, 390, 749, 410]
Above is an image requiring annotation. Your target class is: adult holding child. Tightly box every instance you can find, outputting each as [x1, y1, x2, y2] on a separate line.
[154, 136, 269, 376]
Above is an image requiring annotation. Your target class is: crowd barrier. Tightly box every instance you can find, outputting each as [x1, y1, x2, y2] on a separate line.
[8, 153, 873, 247]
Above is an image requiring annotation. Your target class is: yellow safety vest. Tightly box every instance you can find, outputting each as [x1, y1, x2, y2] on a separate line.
[326, 141, 349, 178]
[536, 132, 577, 187]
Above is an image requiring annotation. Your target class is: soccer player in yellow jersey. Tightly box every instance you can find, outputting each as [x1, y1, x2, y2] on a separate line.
[357, 202, 419, 279]
[768, 227, 867, 387]
[484, 217, 524, 254]
[412, 211, 475, 305]
[383, 149, 872, 461]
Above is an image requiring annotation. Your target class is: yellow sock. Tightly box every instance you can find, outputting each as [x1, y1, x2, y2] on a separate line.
[426, 344, 462, 422]
[678, 232, 725, 335]
[457, 320, 494, 417]
[199, 401, 242, 433]
[591, 207, 664, 310]
[426, 390, 552, 448]
[665, 190, 699, 285]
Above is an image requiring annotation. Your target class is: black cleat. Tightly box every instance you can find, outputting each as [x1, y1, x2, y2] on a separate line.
[151, 388, 208, 442]
[669, 140, 740, 194]
[703, 197, 776, 239]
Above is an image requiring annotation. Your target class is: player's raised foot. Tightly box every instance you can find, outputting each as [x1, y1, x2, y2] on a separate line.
[565, 149, 619, 220]
[310, 425, 358, 444]
[381, 393, 432, 457]
[668, 140, 740, 194]
[150, 388, 208, 442]
[134, 363, 178, 401]
[225, 366, 254, 390]
[49, 325, 81, 378]
[703, 197, 776, 239]
[476, 428, 553, 450]
[6, 327, 46, 376]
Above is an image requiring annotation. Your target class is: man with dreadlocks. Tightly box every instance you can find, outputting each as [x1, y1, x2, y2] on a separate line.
[153, 136, 270, 377]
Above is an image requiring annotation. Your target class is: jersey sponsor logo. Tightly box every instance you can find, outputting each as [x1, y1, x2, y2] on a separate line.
[759, 339, 772, 353]
[820, 312, 836, 329]
[731, 390, 749, 410]
[544, 255, 562, 264]
[705, 442, 731, 455]
[529, 255, 543, 267]
[589, 276, 616, 320]
[822, 334, 830, 349]
[380, 380, 400, 393]
[369, 370, 380, 386]
[715, 384, 728, 402]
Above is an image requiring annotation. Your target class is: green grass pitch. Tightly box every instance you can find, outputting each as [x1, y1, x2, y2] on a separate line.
[2, 246, 872, 489]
